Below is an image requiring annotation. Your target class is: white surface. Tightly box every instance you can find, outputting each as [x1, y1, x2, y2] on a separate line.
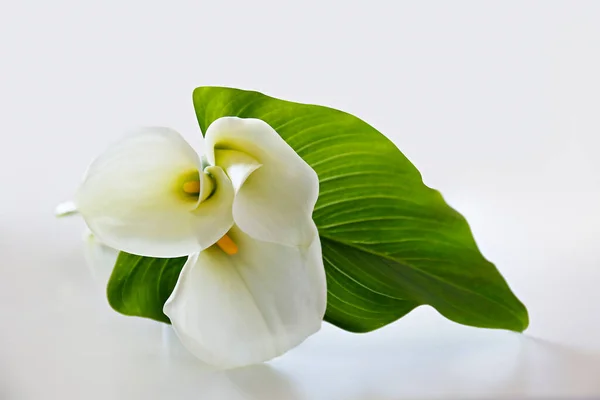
[1, 1, 600, 399]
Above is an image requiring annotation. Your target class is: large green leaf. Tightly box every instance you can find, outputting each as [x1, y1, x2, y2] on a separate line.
[192, 86, 528, 332]
[106, 87, 528, 333]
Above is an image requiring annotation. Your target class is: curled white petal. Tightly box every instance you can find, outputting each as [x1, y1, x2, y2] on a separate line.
[205, 117, 319, 247]
[163, 224, 327, 369]
[75, 127, 233, 257]
[190, 165, 235, 247]
[214, 149, 261, 193]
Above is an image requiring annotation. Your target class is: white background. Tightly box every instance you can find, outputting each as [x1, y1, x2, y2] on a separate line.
[1, 1, 600, 399]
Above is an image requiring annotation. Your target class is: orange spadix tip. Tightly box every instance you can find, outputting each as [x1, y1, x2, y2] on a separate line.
[182, 180, 200, 194]
[216, 234, 238, 255]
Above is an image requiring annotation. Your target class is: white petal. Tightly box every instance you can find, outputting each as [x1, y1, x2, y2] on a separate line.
[163, 224, 327, 369]
[205, 117, 319, 247]
[75, 127, 233, 257]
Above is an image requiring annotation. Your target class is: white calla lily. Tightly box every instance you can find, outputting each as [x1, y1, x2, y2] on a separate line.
[163, 224, 326, 369]
[72, 118, 319, 256]
[59, 116, 326, 368]
[74, 127, 234, 257]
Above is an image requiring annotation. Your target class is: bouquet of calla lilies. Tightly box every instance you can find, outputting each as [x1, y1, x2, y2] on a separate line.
[57, 87, 528, 369]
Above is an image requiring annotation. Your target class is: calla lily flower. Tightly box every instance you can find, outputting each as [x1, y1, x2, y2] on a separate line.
[75, 117, 319, 256]
[59, 117, 327, 369]
[163, 224, 326, 368]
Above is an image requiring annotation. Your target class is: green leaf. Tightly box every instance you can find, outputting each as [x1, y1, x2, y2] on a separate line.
[106, 252, 186, 324]
[105, 87, 528, 333]
[191, 86, 528, 333]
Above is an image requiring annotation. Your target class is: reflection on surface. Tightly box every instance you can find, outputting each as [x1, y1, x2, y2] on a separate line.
[1, 219, 600, 399]
[225, 364, 300, 400]
[271, 325, 600, 399]
[83, 230, 118, 289]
